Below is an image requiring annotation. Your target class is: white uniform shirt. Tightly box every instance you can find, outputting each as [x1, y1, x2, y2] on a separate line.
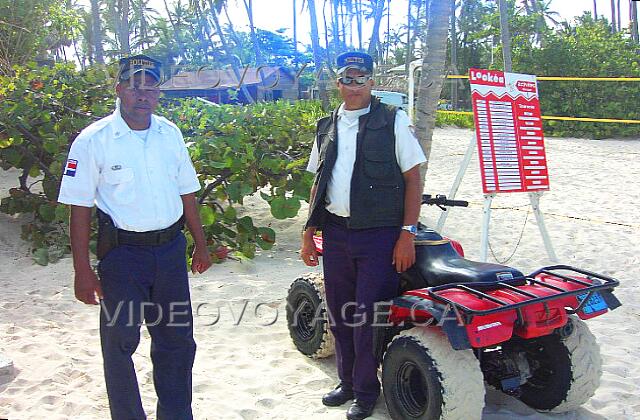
[57, 109, 201, 232]
[306, 104, 426, 217]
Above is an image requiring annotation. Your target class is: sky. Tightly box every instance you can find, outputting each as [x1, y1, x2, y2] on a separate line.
[80, 0, 635, 50]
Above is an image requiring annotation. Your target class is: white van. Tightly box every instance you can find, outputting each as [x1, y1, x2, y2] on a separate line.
[372, 90, 408, 111]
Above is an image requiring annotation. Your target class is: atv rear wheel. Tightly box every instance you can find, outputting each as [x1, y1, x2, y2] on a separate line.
[286, 273, 335, 358]
[382, 327, 485, 420]
[518, 316, 602, 412]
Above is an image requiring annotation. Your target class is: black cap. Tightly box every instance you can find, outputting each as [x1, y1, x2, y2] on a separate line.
[336, 51, 374, 75]
[117, 54, 162, 83]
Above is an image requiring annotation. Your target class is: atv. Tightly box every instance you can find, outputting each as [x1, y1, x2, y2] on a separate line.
[286, 194, 621, 419]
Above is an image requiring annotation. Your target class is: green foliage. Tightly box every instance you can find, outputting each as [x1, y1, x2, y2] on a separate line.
[0, 63, 323, 264]
[435, 112, 474, 129]
[513, 15, 640, 139]
[0, 0, 83, 74]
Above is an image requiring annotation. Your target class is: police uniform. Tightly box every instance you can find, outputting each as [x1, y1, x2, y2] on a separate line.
[58, 56, 200, 420]
[305, 52, 426, 413]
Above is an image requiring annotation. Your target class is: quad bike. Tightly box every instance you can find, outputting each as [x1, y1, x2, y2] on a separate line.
[286, 195, 621, 420]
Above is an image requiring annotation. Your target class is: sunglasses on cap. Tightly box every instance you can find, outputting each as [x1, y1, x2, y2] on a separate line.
[337, 75, 371, 86]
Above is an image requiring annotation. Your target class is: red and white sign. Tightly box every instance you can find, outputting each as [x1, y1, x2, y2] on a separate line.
[470, 68, 550, 194]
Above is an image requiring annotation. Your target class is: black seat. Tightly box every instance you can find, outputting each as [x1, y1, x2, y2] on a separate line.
[399, 229, 523, 292]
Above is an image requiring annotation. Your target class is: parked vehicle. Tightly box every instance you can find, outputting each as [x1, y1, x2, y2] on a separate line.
[286, 194, 621, 419]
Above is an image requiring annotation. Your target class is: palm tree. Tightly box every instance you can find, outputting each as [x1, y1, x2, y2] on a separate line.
[631, 0, 639, 43]
[90, 0, 105, 63]
[367, 0, 386, 61]
[293, 0, 298, 66]
[305, 0, 330, 109]
[450, 0, 458, 110]
[498, 0, 512, 71]
[200, 0, 255, 102]
[415, 0, 453, 183]
[131, 0, 157, 51]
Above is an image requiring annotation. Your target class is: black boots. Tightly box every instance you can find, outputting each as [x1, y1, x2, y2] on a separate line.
[322, 384, 354, 407]
[346, 400, 376, 420]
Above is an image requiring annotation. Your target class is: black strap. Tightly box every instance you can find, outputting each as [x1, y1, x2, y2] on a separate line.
[97, 208, 185, 247]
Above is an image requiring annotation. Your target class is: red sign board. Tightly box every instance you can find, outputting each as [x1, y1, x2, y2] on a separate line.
[470, 68, 550, 193]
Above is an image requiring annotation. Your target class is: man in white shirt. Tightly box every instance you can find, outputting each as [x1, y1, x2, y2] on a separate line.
[58, 55, 211, 420]
[301, 52, 426, 420]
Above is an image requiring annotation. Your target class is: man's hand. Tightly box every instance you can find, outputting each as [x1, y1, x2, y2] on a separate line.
[300, 229, 320, 267]
[191, 245, 212, 274]
[392, 231, 416, 273]
[74, 266, 103, 305]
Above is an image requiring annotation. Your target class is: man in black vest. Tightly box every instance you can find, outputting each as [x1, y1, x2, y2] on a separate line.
[301, 52, 426, 419]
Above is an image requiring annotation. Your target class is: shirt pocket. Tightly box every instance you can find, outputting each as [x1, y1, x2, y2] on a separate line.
[102, 168, 136, 205]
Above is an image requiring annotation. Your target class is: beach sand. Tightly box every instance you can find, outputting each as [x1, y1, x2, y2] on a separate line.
[1, 127, 639, 419]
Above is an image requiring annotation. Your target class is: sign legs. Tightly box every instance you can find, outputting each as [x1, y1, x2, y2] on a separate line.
[480, 193, 496, 262]
[529, 191, 558, 262]
[436, 135, 476, 232]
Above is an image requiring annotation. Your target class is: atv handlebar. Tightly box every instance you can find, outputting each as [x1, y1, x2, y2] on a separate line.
[421, 194, 469, 208]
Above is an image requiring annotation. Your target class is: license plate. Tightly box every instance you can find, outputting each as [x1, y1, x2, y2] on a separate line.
[577, 292, 608, 314]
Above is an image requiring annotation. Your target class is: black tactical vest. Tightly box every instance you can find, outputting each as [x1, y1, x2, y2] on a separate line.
[306, 97, 405, 230]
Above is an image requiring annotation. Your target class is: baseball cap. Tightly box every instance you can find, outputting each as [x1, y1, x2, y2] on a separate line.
[336, 51, 374, 75]
[117, 54, 162, 83]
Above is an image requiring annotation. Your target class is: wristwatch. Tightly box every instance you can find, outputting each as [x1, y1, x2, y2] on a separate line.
[401, 225, 418, 235]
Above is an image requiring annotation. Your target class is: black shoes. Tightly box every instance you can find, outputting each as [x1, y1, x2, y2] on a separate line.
[322, 384, 354, 407]
[346, 400, 376, 420]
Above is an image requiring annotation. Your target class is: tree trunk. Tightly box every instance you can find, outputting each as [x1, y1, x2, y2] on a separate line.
[367, 0, 385, 61]
[632, 0, 639, 43]
[415, 0, 453, 184]
[530, 0, 545, 44]
[90, 0, 104, 64]
[332, 0, 341, 54]
[611, 0, 617, 32]
[322, 1, 332, 67]
[593, 0, 597, 19]
[450, 0, 458, 110]
[162, 0, 187, 61]
[498, 0, 513, 71]
[119, 0, 131, 54]
[355, 0, 363, 50]
[405, 0, 412, 75]
[617, 0, 622, 31]
[385, 0, 391, 62]
[307, 0, 330, 109]
[243, 0, 269, 100]
[293, 0, 298, 67]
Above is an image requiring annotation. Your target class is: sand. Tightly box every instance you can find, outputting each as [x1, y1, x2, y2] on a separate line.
[0, 127, 639, 419]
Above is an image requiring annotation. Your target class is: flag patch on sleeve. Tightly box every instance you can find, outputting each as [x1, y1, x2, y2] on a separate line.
[64, 159, 78, 177]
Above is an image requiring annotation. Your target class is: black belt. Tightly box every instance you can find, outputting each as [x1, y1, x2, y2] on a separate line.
[326, 211, 350, 227]
[117, 217, 185, 246]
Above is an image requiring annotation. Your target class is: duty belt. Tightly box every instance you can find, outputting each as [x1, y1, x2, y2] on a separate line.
[97, 208, 184, 247]
[117, 218, 184, 246]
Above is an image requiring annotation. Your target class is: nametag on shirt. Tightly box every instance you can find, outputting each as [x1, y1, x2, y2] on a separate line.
[64, 159, 78, 177]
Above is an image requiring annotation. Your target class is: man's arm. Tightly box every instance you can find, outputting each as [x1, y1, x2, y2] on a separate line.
[301, 184, 319, 266]
[181, 193, 212, 274]
[70, 205, 103, 305]
[393, 165, 422, 273]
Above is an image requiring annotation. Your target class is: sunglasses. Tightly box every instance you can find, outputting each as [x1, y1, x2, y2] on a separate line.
[338, 75, 371, 86]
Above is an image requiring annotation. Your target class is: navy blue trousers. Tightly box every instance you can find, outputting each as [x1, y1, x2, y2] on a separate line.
[322, 218, 400, 404]
[98, 232, 196, 420]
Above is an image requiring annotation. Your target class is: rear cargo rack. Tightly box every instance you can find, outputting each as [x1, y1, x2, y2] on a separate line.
[425, 265, 619, 324]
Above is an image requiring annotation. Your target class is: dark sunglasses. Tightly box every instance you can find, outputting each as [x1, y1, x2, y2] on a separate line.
[338, 75, 371, 86]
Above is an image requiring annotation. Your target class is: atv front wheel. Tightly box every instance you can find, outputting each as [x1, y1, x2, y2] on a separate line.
[518, 316, 602, 412]
[286, 273, 335, 358]
[382, 327, 485, 420]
